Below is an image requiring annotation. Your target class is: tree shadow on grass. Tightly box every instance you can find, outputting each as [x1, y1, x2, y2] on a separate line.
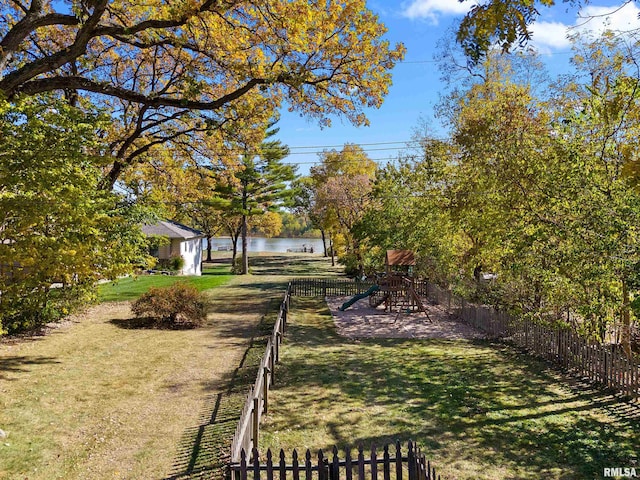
[248, 254, 339, 277]
[234, 280, 290, 293]
[264, 302, 640, 480]
[0, 355, 60, 380]
[202, 270, 232, 276]
[108, 318, 200, 330]
[203, 281, 285, 319]
[163, 300, 279, 480]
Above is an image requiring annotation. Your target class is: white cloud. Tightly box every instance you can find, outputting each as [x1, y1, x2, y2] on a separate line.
[401, 0, 475, 23]
[530, 2, 640, 51]
[574, 3, 640, 36]
[530, 21, 574, 51]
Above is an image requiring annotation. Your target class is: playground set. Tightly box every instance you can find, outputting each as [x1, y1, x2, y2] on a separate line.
[339, 250, 431, 321]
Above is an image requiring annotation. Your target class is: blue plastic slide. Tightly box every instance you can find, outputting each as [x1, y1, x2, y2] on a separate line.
[339, 285, 380, 311]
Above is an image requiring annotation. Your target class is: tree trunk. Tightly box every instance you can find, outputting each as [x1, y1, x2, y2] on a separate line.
[321, 229, 327, 257]
[621, 277, 632, 357]
[206, 236, 212, 262]
[329, 232, 335, 267]
[241, 179, 249, 275]
[241, 214, 249, 274]
[229, 225, 240, 264]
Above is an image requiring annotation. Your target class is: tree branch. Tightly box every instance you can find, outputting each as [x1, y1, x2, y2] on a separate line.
[0, 11, 78, 54]
[12, 74, 279, 109]
[0, 0, 108, 94]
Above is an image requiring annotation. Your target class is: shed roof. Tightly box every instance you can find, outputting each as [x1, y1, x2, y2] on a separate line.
[385, 249, 415, 266]
[141, 220, 204, 240]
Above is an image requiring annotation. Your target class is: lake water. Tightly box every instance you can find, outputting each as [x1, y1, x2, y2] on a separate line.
[203, 236, 324, 253]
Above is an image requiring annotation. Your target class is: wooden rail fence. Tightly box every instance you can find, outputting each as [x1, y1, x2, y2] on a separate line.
[425, 283, 640, 401]
[230, 441, 440, 480]
[230, 283, 291, 464]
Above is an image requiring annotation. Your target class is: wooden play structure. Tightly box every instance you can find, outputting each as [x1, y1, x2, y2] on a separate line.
[368, 250, 431, 321]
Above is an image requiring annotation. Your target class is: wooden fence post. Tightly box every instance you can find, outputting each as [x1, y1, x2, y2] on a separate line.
[239, 449, 248, 480]
[331, 446, 340, 480]
[408, 441, 416, 480]
[252, 447, 260, 480]
[292, 449, 299, 479]
[370, 445, 378, 480]
[263, 367, 270, 414]
[395, 441, 403, 480]
[270, 342, 276, 378]
[253, 397, 260, 452]
[282, 306, 287, 335]
[266, 449, 273, 480]
[318, 449, 327, 480]
[383, 444, 391, 480]
[604, 349, 609, 387]
[305, 450, 313, 479]
[345, 446, 353, 480]
[279, 450, 286, 480]
[358, 445, 365, 480]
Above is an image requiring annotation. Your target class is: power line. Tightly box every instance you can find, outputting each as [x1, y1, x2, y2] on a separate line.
[199, 141, 427, 160]
[285, 140, 421, 150]
[285, 155, 416, 165]
[284, 146, 421, 156]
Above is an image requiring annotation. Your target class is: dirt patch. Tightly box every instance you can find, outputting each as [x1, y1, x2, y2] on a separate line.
[325, 296, 486, 340]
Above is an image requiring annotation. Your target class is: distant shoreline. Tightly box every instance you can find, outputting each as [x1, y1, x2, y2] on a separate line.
[202, 236, 325, 254]
[209, 235, 322, 240]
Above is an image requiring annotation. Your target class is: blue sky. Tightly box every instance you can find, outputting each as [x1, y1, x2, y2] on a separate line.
[277, 1, 640, 175]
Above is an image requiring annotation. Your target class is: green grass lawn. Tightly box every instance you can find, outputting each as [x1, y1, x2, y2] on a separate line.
[0, 273, 282, 480]
[97, 265, 233, 302]
[260, 297, 640, 480]
[0, 254, 338, 480]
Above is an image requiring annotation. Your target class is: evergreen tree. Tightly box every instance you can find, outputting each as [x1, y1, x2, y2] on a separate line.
[212, 129, 297, 274]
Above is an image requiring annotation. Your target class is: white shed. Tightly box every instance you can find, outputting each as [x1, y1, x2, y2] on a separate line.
[141, 221, 204, 276]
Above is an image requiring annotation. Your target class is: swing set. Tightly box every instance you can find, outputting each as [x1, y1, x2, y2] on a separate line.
[368, 250, 431, 322]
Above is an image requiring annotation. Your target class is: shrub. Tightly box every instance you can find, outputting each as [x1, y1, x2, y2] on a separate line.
[1, 282, 94, 335]
[338, 253, 361, 277]
[131, 283, 207, 327]
[156, 254, 185, 272]
[230, 256, 251, 274]
[169, 254, 185, 271]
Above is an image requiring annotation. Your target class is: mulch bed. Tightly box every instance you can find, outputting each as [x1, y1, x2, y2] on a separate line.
[325, 296, 486, 340]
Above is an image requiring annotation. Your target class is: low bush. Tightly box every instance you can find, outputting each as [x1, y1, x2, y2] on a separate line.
[169, 254, 185, 271]
[131, 283, 207, 327]
[230, 256, 252, 274]
[156, 254, 185, 272]
[1, 282, 94, 335]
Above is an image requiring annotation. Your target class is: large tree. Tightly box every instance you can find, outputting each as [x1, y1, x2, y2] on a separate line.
[0, 96, 150, 334]
[0, 0, 405, 186]
[457, 0, 557, 64]
[212, 135, 296, 274]
[389, 40, 640, 353]
[558, 32, 640, 354]
[310, 144, 377, 275]
[362, 138, 459, 284]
